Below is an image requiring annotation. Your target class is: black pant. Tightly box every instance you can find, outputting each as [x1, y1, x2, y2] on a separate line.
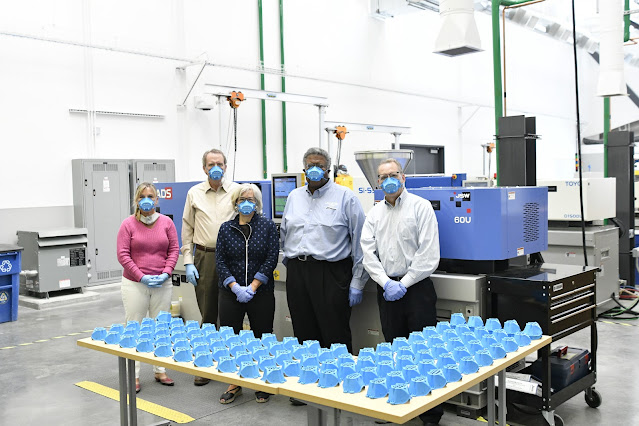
[377, 277, 443, 424]
[194, 249, 220, 326]
[218, 288, 275, 338]
[286, 257, 353, 353]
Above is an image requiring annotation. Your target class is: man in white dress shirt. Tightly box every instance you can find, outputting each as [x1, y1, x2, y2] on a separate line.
[360, 158, 442, 426]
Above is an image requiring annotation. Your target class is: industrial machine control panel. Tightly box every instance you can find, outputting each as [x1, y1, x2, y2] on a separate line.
[394, 186, 549, 261]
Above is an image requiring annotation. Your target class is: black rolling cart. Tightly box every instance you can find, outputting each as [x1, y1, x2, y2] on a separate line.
[487, 263, 601, 426]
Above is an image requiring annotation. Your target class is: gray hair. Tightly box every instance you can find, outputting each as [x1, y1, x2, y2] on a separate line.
[202, 148, 227, 167]
[378, 158, 404, 175]
[232, 183, 263, 214]
[302, 147, 331, 170]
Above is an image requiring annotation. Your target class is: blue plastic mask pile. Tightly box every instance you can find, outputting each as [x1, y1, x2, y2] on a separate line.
[91, 311, 542, 405]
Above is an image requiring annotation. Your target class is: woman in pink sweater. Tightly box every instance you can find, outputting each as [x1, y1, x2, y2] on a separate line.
[117, 182, 179, 393]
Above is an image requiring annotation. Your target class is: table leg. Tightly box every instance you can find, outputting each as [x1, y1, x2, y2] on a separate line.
[487, 374, 496, 426]
[333, 407, 346, 426]
[306, 404, 327, 426]
[342, 414, 353, 426]
[127, 359, 137, 426]
[498, 370, 506, 426]
[118, 357, 128, 426]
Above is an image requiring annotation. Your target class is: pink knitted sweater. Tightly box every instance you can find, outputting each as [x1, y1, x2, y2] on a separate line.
[116, 215, 179, 282]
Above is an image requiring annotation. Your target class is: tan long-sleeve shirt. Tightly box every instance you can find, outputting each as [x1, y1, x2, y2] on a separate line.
[181, 179, 239, 264]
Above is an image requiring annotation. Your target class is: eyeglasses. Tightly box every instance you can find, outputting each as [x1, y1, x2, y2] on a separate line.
[378, 172, 401, 181]
[238, 197, 256, 203]
[305, 163, 327, 170]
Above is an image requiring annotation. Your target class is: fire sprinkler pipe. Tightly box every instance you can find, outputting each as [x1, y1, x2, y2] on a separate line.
[491, 0, 542, 186]
[258, 0, 268, 179]
[279, 0, 289, 172]
[603, 0, 630, 179]
[625, 0, 631, 43]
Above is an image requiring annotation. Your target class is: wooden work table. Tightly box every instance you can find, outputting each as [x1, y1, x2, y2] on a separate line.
[78, 335, 551, 425]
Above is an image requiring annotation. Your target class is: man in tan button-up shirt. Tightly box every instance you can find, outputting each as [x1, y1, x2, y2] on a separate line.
[182, 149, 238, 382]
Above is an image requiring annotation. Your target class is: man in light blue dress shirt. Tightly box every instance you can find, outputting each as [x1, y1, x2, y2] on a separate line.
[361, 157, 442, 426]
[281, 147, 368, 354]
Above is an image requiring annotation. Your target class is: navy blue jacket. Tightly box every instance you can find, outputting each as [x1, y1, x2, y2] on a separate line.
[216, 214, 279, 292]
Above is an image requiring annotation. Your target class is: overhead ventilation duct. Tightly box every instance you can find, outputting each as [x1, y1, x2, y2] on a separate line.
[597, 0, 627, 96]
[434, 0, 482, 56]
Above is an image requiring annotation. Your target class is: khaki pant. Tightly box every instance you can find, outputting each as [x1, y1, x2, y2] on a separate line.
[193, 249, 219, 326]
[121, 276, 172, 378]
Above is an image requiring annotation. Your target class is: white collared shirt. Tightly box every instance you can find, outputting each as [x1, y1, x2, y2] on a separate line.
[361, 189, 440, 288]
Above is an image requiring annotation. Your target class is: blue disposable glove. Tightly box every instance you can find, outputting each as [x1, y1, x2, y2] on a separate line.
[140, 275, 154, 285]
[148, 273, 169, 288]
[349, 287, 363, 307]
[185, 264, 199, 286]
[231, 284, 255, 303]
[383, 280, 407, 302]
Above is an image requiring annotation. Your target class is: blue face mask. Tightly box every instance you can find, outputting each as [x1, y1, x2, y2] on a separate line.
[138, 197, 155, 212]
[305, 166, 325, 182]
[238, 200, 256, 215]
[208, 165, 224, 180]
[381, 177, 401, 195]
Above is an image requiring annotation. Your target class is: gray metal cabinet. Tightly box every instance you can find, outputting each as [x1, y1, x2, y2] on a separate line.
[129, 160, 176, 212]
[17, 228, 89, 294]
[72, 159, 130, 285]
[543, 225, 619, 309]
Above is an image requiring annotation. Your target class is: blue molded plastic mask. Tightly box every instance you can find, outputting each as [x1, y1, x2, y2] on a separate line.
[208, 165, 224, 180]
[381, 177, 401, 194]
[238, 200, 256, 215]
[305, 166, 325, 182]
[138, 197, 154, 212]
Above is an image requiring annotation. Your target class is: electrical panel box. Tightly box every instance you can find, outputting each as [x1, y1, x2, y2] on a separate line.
[17, 228, 89, 294]
[72, 159, 130, 286]
[539, 178, 616, 221]
[129, 160, 176, 212]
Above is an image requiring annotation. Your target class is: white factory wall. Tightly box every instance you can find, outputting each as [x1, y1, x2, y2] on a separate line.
[0, 0, 638, 243]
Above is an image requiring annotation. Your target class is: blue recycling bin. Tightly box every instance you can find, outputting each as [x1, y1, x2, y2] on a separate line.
[0, 245, 22, 323]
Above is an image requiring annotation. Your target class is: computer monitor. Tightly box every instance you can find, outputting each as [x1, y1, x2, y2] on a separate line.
[271, 173, 304, 223]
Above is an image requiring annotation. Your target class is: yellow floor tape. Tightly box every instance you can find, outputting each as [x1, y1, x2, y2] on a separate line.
[75, 381, 195, 424]
[600, 320, 636, 327]
[477, 417, 509, 425]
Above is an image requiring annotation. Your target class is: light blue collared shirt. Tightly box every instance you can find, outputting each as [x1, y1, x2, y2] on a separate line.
[280, 180, 368, 290]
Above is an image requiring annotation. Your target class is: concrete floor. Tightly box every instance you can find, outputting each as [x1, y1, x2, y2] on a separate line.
[0, 284, 637, 426]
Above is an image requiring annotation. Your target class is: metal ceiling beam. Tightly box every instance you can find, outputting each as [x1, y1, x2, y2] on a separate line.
[324, 121, 411, 134]
[203, 84, 328, 106]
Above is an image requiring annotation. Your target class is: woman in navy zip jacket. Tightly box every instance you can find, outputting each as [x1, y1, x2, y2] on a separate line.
[215, 183, 279, 404]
